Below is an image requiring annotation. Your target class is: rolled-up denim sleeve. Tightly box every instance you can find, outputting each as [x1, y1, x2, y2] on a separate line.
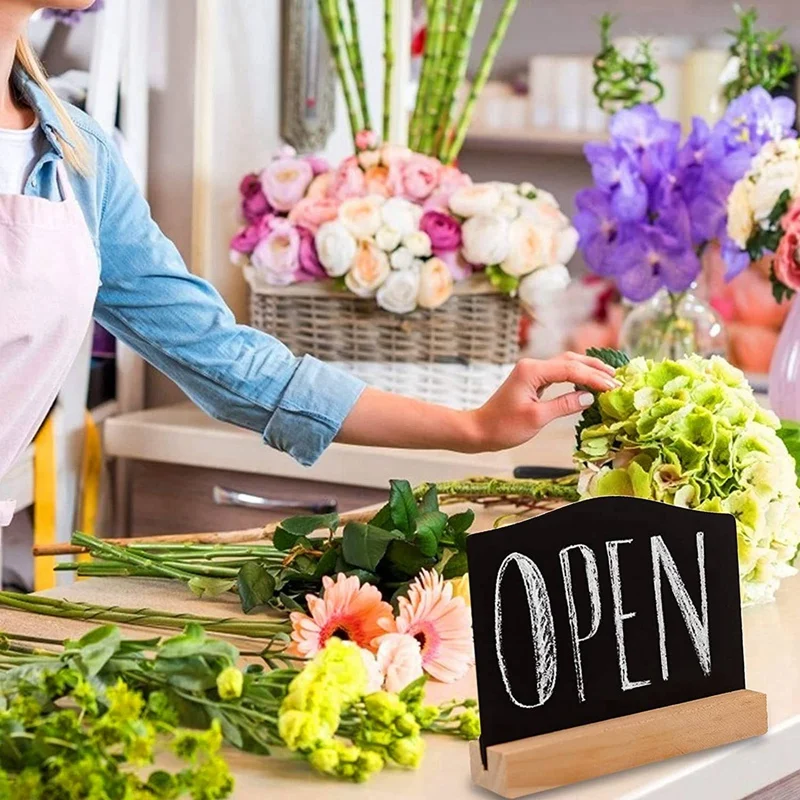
[92, 131, 365, 465]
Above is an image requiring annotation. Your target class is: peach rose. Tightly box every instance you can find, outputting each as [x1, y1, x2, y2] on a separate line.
[417, 257, 454, 309]
[774, 224, 800, 293]
[402, 153, 442, 200]
[345, 241, 390, 297]
[288, 197, 339, 234]
[306, 171, 335, 200]
[379, 143, 412, 166]
[363, 164, 403, 198]
[376, 633, 424, 693]
[331, 155, 367, 201]
[338, 196, 384, 239]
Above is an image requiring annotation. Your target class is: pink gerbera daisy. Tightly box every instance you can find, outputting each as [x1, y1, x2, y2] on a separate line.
[381, 569, 473, 683]
[288, 573, 393, 658]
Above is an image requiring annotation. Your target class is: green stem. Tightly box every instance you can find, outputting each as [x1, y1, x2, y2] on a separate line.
[418, 0, 448, 154]
[318, 0, 362, 144]
[437, 0, 483, 160]
[409, 0, 444, 149]
[443, 0, 518, 163]
[383, 0, 394, 142]
[341, 0, 371, 131]
[414, 476, 580, 503]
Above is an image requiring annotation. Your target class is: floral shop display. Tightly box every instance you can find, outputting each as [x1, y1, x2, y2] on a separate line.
[575, 11, 798, 362]
[230, 0, 576, 408]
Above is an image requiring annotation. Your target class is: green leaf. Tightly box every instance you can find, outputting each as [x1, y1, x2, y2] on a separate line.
[237, 562, 277, 613]
[368, 501, 394, 531]
[74, 625, 121, 676]
[389, 479, 418, 535]
[279, 512, 340, 537]
[187, 576, 236, 598]
[157, 623, 207, 659]
[414, 511, 448, 556]
[771, 262, 796, 304]
[344, 568, 380, 585]
[312, 546, 340, 579]
[778, 420, 800, 486]
[342, 522, 403, 571]
[390, 582, 411, 612]
[384, 540, 437, 576]
[447, 509, 475, 538]
[277, 593, 305, 612]
[486, 263, 520, 295]
[442, 551, 469, 579]
[585, 347, 630, 369]
[419, 484, 440, 514]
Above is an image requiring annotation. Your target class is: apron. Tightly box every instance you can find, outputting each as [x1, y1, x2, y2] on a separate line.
[0, 160, 99, 527]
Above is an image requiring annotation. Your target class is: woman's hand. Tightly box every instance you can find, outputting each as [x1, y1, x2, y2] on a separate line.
[337, 352, 619, 454]
[462, 351, 620, 453]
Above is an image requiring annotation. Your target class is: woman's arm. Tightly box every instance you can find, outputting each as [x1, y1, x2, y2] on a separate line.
[337, 353, 618, 452]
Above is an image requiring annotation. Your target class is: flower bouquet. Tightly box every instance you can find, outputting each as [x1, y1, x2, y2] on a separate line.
[230, 0, 575, 407]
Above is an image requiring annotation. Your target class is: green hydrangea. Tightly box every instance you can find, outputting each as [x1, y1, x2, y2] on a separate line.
[576, 354, 800, 605]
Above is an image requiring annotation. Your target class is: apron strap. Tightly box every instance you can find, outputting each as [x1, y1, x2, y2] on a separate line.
[55, 160, 77, 203]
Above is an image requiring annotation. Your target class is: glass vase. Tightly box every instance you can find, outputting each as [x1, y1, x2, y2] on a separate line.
[768, 298, 800, 422]
[619, 286, 728, 361]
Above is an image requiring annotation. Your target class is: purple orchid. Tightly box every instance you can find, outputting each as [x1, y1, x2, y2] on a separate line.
[43, 1, 104, 24]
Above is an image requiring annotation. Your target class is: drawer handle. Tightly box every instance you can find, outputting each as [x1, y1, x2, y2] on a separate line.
[212, 486, 338, 514]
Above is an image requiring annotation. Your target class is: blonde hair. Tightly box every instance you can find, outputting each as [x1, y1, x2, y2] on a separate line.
[14, 36, 90, 174]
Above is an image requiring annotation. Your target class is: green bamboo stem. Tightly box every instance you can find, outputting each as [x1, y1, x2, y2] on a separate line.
[416, 0, 448, 153]
[421, 0, 461, 154]
[340, 0, 372, 131]
[437, 0, 483, 160]
[414, 476, 580, 503]
[383, 0, 394, 142]
[443, 0, 518, 163]
[318, 0, 362, 144]
[409, 0, 443, 149]
[0, 591, 289, 640]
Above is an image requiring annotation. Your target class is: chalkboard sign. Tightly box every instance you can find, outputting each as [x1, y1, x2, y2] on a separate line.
[467, 497, 746, 767]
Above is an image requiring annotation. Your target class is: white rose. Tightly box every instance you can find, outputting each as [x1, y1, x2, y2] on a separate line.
[449, 184, 502, 218]
[376, 269, 420, 314]
[229, 249, 247, 267]
[338, 196, 384, 239]
[411, 258, 425, 273]
[518, 181, 535, 197]
[501, 191, 523, 208]
[501, 216, 553, 276]
[462, 214, 511, 265]
[375, 225, 402, 252]
[315, 220, 357, 277]
[497, 200, 521, 220]
[518, 196, 569, 231]
[518, 264, 571, 309]
[390, 246, 414, 270]
[750, 148, 800, 221]
[489, 181, 517, 194]
[403, 230, 432, 258]
[552, 226, 579, 265]
[344, 241, 390, 297]
[417, 257, 454, 310]
[381, 197, 418, 237]
[727, 179, 754, 249]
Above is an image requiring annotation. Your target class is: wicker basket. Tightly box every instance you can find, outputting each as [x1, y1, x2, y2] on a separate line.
[244, 267, 521, 408]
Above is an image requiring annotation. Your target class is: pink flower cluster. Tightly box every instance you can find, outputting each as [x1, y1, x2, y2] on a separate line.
[775, 200, 800, 293]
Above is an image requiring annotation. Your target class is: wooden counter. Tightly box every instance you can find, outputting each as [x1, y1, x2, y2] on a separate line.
[2, 497, 799, 799]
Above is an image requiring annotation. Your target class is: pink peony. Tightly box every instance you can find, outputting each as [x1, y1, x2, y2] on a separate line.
[376, 633, 424, 693]
[419, 210, 462, 252]
[304, 154, 331, 176]
[288, 196, 339, 233]
[230, 214, 274, 255]
[331, 155, 367, 201]
[295, 226, 326, 282]
[423, 166, 471, 212]
[251, 219, 300, 286]
[435, 248, 474, 281]
[782, 199, 800, 231]
[306, 171, 335, 200]
[774, 224, 800, 293]
[239, 172, 271, 223]
[355, 129, 379, 151]
[261, 157, 313, 212]
[402, 153, 442, 200]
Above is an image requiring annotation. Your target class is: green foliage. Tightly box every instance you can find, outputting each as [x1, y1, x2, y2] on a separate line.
[485, 263, 520, 295]
[777, 420, 800, 486]
[592, 13, 664, 112]
[237, 562, 276, 613]
[723, 5, 797, 102]
[575, 347, 630, 446]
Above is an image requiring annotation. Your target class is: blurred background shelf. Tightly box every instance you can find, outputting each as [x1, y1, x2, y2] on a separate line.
[462, 126, 603, 156]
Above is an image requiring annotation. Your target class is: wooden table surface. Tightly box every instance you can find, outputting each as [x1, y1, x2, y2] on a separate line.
[3, 501, 800, 799]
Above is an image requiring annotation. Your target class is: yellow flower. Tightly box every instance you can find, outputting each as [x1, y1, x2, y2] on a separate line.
[447, 574, 471, 607]
[726, 178, 754, 248]
[215, 666, 244, 700]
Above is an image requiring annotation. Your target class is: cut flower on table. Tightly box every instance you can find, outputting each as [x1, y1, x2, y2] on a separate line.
[575, 349, 800, 605]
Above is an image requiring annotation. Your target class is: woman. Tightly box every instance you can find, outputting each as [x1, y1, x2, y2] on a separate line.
[0, 1, 618, 525]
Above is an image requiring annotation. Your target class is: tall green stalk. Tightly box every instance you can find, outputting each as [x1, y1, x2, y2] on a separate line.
[341, 0, 372, 131]
[409, 0, 444, 149]
[418, 0, 449, 154]
[383, 0, 394, 141]
[437, 0, 483, 160]
[318, 0, 362, 144]
[443, 0, 518, 163]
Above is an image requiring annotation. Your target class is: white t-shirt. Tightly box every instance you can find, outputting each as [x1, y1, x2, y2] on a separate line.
[0, 122, 43, 194]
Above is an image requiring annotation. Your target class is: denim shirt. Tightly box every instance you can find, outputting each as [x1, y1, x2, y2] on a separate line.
[13, 70, 365, 466]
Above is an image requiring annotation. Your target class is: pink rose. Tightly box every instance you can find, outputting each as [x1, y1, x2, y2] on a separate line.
[419, 210, 462, 252]
[261, 157, 313, 212]
[379, 143, 411, 166]
[331, 155, 367, 201]
[355, 129, 379, 151]
[251, 219, 300, 286]
[402, 154, 442, 200]
[781, 199, 800, 231]
[288, 196, 339, 233]
[304, 154, 331, 176]
[306, 171, 334, 200]
[436, 248, 474, 281]
[230, 214, 274, 255]
[239, 172, 271, 223]
[295, 226, 326, 282]
[420, 166, 469, 212]
[375, 633, 423, 693]
[774, 225, 800, 293]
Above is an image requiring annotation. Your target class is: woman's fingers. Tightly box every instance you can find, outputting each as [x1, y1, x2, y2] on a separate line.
[518, 356, 620, 394]
[535, 391, 596, 426]
[562, 350, 618, 375]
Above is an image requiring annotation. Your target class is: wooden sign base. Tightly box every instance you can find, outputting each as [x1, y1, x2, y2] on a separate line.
[469, 689, 768, 799]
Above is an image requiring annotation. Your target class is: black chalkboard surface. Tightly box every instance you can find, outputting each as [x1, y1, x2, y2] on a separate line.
[467, 497, 745, 766]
